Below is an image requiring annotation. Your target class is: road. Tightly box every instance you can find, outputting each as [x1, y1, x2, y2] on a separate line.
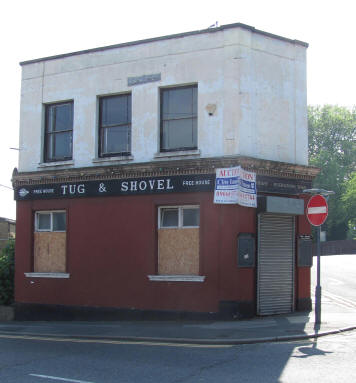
[0, 254, 354, 383]
[0, 330, 355, 382]
[311, 253, 356, 311]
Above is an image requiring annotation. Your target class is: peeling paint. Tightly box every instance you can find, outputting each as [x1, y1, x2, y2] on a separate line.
[18, 26, 308, 173]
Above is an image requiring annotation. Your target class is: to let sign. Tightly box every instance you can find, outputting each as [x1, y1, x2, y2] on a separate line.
[306, 194, 328, 226]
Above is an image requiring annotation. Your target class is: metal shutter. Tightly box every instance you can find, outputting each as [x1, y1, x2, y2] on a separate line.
[257, 214, 295, 315]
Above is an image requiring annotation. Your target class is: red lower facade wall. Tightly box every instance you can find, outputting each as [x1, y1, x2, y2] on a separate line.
[15, 191, 311, 317]
[296, 194, 312, 309]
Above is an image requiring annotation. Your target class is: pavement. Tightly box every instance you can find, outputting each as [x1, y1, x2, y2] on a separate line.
[0, 304, 355, 346]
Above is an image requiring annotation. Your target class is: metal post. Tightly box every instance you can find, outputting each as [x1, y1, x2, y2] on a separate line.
[303, 188, 334, 329]
[315, 225, 321, 327]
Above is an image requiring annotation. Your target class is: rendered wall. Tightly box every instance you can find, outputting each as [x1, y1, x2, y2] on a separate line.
[15, 191, 310, 314]
[15, 192, 256, 313]
[297, 194, 312, 306]
[18, 26, 308, 173]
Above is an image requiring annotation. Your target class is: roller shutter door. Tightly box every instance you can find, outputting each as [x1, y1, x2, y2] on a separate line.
[257, 214, 295, 315]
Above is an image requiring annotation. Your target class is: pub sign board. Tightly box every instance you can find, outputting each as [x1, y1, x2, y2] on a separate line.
[15, 174, 215, 201]
[14, 174, 312, 201]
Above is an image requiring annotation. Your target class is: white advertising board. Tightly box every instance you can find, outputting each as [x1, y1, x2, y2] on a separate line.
[214, 166, 257, 208]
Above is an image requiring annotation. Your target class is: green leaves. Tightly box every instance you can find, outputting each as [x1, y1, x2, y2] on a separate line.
[0, 241, 15, 305]
[308, 105, 356, 240]
[342, 172, 356, 238]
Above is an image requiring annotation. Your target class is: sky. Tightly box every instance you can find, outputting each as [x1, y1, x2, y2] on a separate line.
[0, 0, 355, 220]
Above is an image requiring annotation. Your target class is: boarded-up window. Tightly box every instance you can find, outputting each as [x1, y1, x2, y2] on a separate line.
[34, 211, 66, 273]
[158, 206, 199, 275]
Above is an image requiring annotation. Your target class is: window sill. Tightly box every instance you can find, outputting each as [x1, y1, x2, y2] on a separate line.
[38, 160, 74, 169]
[92, 155, 134, 164]
[24, 272, 70, 279]
[148, 275, 205, 282]
[154, 149, 201, 160]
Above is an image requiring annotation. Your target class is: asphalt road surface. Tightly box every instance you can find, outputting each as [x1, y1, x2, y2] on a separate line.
[0, 330, 355, 382]
[311, 254, 356, 311]
[0, 254, 354, 383]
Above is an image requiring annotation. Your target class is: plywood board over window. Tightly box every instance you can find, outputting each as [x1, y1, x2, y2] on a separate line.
[158, 206, 200, 275]
[33, 211, 67, 273]
[34, 232, 66, 273]
[158, 228, 199, 275]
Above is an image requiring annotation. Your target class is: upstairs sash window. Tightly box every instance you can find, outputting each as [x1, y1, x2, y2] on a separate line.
[160, 85, 197, 152]
[99, 94, 132, 157]
[45, 102, 73, 162]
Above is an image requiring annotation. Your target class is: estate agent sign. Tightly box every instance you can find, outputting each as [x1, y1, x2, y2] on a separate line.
[214, 166, 257, 207]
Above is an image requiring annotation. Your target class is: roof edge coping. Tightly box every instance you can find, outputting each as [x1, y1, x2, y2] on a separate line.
[19, 22, 308, 66]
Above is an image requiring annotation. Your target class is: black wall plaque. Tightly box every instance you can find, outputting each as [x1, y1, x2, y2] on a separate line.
[237, 233, 255, 267]
[298, 238, 313, 267]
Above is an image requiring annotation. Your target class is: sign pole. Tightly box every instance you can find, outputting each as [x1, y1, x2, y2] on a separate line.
[315, 224, 321, 327]
[304, 191, 333, 329]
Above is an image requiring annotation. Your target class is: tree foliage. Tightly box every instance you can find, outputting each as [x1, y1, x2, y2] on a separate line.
[0, 241, 15, 305]
[308, 105, 356, 240]
[342, 172, 356, 238]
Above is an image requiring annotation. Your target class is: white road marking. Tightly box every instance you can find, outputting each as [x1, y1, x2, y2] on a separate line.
[29, 374, 94, 383]
[311, 285, 356, 309]
[328, 278, 344, 286]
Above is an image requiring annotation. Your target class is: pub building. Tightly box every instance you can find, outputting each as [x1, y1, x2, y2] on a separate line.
[13, 23, 318, 320]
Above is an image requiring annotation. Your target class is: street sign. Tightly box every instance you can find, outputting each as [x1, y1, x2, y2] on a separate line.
[306, 194, 328, 226]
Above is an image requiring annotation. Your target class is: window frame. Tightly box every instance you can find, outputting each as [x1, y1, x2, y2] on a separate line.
[35, 211, 67, 233]
[98, 93, 132, 158]
[160, 85, 198, 153]
[44, 101, 73, 163]
[158, 205, 200, 229]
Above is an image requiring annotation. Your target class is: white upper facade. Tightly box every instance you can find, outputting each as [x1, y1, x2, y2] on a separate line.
[18, 23, 308, 173]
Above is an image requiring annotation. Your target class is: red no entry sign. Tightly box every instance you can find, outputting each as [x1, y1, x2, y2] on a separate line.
[306, 194, 328, 226]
